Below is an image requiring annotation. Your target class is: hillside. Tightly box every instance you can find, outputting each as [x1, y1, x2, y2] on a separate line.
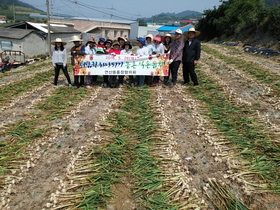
[0, 0, 42, 12]
[0, 0, 44, 22]
[141, 10, 202, 25]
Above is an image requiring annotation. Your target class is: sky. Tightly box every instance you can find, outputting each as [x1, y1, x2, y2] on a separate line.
[20, 0, 222, 20]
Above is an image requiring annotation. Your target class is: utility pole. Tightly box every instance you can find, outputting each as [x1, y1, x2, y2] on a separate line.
[13, 4, 15, 22]
[74, 0, 77, 17]
[46, 0, 51, 57]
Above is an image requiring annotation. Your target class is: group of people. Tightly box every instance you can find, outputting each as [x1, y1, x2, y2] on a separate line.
[51, 27, 201, 88]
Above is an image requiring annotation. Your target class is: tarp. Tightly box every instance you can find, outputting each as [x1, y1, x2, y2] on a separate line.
[156, 26, 179, 32]
[73, 54, 170, 76]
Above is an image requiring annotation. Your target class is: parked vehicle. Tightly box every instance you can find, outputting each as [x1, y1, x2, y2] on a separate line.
[0, 51, 25, 73]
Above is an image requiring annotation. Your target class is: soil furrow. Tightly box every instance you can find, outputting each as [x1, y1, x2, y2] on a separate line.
[201, 50, 280, 131]
[205, 43, 280, 76]
[1, 86, 122, 210]
[0, 62, 52, 87]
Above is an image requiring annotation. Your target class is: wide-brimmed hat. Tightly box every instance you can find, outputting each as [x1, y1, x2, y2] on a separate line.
[104, 39, 113, 45]
[146, 34, 154, 40]
[184, 28, 201, 37]
[70, 35, 83, 42]
[86, 40, 96, 45]
[51, 38, 67, 45]
[117, 36, 127, 42]
[163, 33, 172, 41]
[154, 36, 162, 42]
[123, 41, 132, 49]
[112, 41, 120, 46]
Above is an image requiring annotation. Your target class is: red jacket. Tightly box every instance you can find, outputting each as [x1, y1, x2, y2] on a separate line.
[108, 49, 121, 55]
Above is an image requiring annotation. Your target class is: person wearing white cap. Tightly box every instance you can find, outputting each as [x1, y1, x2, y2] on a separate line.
[51, 38, 72, 87]
[164, 29, 184, 87]
[182, 28, 201, 86]
[70, 35, 86, 88]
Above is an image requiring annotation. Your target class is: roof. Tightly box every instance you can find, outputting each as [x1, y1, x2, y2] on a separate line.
[179, 20, 193, 22]
[0, 28, 37, 39]
[30, 14, 137, 25]
[169, 24, 195, 34]
[73, 17, 137, 24]
[156, 26, 180, 32]
[8, 21, 80, 34]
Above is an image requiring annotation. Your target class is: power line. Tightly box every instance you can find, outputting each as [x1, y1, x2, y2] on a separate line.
[64, 0, 137, 20]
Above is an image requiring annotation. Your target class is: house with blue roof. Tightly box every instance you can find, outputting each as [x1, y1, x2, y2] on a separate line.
[156, 26, 180, 34]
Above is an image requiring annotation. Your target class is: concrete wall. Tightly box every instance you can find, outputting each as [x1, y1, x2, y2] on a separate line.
[138, 26, 160, 38]
[0, 33, 46, 58]
[50, 18, 137, 41]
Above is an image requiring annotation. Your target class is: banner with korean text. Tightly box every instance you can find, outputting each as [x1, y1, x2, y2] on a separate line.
[73, 54, 170, 76]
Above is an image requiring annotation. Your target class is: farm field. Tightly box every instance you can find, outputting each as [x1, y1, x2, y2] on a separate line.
[0, 43, 280, 210]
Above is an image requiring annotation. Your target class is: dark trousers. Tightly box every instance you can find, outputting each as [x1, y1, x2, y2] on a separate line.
[137, 76, 145, 86]
[183, 62, 198, 85]
[103, 75, 109, 84]
[54, 64, 71, 85]
[153, 76, 160, 82]
[74, 75, 85, 86]
[86, 75, 97, 85]
[129, 76, 134, 83]
[165, 61, 181, 84]
[145, 76, 153, 85]
[119, 76, 124, 83]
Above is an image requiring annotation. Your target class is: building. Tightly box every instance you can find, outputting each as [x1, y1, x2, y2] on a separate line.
[0, 28, 46, 57]
[8, 21, 81, 51]
[0, 15, 7, 24]
[49, 17, 138, 41]
[138, 25, 162, 38]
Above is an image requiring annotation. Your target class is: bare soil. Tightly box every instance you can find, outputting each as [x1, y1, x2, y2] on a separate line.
[1, 44, 280, 209]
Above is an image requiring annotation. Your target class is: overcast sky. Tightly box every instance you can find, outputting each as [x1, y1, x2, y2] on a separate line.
[21, 0, 222, 19]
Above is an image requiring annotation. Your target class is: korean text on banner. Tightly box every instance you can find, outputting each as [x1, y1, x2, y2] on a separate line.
[73, 54, 170, 76]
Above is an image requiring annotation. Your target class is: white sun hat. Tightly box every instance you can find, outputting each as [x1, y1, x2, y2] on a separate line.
[69, 35, 83, 42]
[184, 27, 201, 37]
[51, 38, 67, 45]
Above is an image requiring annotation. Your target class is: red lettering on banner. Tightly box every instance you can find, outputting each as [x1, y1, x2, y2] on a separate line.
[105, 56, 116, 60]
[124, 56, 136, 60]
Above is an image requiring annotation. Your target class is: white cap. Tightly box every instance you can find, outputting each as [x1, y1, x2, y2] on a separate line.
[175, 29, 182, 34]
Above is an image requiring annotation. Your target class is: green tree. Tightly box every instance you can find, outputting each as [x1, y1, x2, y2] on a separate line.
[197, 0, 265, 40]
